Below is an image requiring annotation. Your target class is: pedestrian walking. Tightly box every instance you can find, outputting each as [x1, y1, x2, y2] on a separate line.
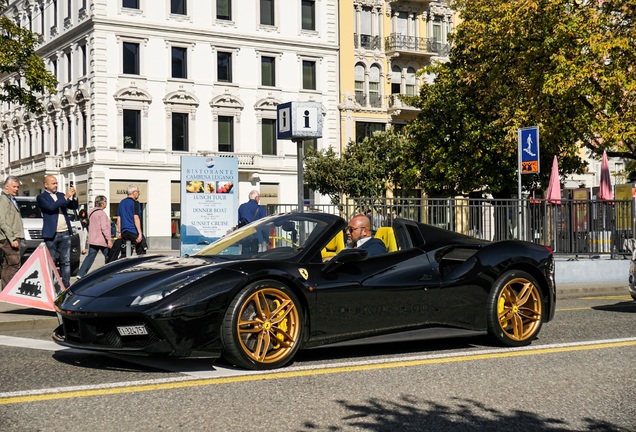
[78, 208, 89, 254]
[76, 196, 112, 279]
[0, 176, 24, 290]
[237, 190, 266, 227]
[36, 175, 78, 289]
[237, 190, 266, 253]
[107, 185, 146, 262]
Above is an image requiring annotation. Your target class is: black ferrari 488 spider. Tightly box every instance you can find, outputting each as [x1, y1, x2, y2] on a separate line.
[53, 212, 556, 370]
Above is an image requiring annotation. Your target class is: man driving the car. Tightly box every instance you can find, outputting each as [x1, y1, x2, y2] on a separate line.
[345, 214, 386, 257]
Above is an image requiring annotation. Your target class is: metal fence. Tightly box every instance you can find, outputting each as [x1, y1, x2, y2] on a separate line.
[267, 197, 634, 258]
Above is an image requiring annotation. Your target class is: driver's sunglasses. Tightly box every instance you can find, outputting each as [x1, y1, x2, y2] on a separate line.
[345, 226, 363, 233]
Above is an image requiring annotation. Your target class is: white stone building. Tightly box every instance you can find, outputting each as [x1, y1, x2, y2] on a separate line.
[0, 0, 340, 250]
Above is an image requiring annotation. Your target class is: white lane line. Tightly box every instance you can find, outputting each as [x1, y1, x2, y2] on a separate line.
[2, 336, 636, 399]
[0, 335, 260, 378]
[0, 335, 79, 352]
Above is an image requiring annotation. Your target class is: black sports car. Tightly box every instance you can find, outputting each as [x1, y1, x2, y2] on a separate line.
[53, 212, 556, 370]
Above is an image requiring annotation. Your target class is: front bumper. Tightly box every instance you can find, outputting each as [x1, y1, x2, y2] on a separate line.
[53, 302, 223, 359]
[52, 314, 174, 355]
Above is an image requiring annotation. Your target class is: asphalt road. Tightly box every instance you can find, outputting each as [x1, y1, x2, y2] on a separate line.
[0, 293, 635, 432]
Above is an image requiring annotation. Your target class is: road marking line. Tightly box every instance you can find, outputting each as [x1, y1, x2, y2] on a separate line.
[580, 295, 632, 300]
[1, 337, 636, 405]
[557, 302, 635, 312]
[0, 335, 64, 351]
[0, 336, 254, 378]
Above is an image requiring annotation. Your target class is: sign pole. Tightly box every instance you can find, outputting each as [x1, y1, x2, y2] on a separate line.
[296, 139, 304, 212]
[517, 130, 523, 240]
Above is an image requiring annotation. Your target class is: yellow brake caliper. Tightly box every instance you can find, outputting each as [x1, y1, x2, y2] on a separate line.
[270, 299, 288, 349]
[498, 295, 509, 328]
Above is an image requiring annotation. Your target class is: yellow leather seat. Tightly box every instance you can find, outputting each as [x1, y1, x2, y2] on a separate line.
[375, 227, 398, 252]
[321, 231, 345, 259]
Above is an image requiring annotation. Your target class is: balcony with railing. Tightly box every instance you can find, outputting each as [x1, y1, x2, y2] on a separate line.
[387, 94, 420, 117]
[355, 93, 383, 109]
[385, 34, 450, 57]
[354, 34, 382, 50]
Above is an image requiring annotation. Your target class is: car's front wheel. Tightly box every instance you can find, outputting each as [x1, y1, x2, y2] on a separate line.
[487, 270, 544, 347]
[221, 280, 303, 370]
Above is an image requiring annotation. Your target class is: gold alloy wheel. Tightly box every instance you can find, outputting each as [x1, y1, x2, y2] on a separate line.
[236, 288, 301, 364]
[496, 277, 543, 341]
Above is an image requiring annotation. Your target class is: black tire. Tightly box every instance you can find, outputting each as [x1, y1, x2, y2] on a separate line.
[487, 270, 544, 347]
[221, 280, 303, 370]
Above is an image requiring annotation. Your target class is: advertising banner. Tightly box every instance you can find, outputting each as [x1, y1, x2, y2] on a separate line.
[615, 184, 634, 230]
[180, 156, 238, 255]
[572, 188, 589, 232]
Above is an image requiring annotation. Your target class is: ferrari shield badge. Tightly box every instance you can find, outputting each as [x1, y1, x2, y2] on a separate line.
[298, 268, 309, 280]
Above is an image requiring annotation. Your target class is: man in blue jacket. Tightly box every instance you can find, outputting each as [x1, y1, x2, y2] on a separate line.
[345, 214, 386, 257]
[237, 190, 266, 254]
[237, 190, 266, 227]
[37, 175, 78, 289]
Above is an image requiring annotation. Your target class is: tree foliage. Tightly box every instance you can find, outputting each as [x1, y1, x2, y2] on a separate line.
[405, 0, 636, 196]
[304, 131, 418, 204]
[0, 15, 57, 113]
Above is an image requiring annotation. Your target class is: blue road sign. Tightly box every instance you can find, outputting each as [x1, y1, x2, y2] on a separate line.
[519, 126, 540, 174]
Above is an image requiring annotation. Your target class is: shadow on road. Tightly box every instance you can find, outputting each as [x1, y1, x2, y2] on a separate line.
[592, 301, 636, 314]
[298, 395, 626, 432]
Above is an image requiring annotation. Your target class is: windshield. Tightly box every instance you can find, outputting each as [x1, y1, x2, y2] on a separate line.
[18, 201, 42, 219]
[195, 213, 329, 260]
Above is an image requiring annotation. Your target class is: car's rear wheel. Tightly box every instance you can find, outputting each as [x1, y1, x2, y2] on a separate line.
[487, 270, 543, 347]
[221, 280, 303, 370]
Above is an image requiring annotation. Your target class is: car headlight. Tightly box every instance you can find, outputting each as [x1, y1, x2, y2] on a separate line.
[131, 289, 178, 306]
[130, 269, 219, 307]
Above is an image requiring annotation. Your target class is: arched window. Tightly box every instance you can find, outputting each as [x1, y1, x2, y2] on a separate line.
[391, 65, 402, 94]
[354, 63, 365, 105]
[369, 65, 381, 107]
[406, 67, 417, 96]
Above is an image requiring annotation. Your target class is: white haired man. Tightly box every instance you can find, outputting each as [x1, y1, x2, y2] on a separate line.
[0, 176, 24, 289]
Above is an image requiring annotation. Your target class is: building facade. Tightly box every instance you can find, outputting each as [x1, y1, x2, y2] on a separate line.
[338, 0, 453, 153]
[0, 0, 340, 249]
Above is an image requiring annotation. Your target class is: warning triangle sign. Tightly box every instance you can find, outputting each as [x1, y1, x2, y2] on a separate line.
[0, 243, 65, 311]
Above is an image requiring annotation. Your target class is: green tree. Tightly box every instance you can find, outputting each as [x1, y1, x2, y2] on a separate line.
[304, 131, 418, 204]
[0, 14, 57, 113]
[407, 0, 636, 196]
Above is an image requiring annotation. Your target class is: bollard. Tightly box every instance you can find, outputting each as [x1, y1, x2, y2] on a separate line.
[125, 240, 132, 257]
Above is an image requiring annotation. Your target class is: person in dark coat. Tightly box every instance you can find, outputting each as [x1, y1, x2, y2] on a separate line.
[237, 190, 266, 227]
[237, 190, 266, 253]
[345, 214, 386, 256]
[36, 175, 78, 289]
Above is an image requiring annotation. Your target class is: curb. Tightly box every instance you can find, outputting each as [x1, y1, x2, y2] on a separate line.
[556, 285, 627, 298]
[0, 316, 59, 332]
[0, 306, 58, 332]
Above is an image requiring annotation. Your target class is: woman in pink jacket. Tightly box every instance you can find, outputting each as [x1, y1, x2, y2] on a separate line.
[76, 195, 113, 279]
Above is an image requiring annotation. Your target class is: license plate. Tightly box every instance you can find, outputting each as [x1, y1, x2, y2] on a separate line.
[117, 325, 148, 336]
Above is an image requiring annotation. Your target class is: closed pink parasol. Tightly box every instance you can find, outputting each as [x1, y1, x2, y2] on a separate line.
[598, 150, 614, 200]
[546, 155, 561, 204]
